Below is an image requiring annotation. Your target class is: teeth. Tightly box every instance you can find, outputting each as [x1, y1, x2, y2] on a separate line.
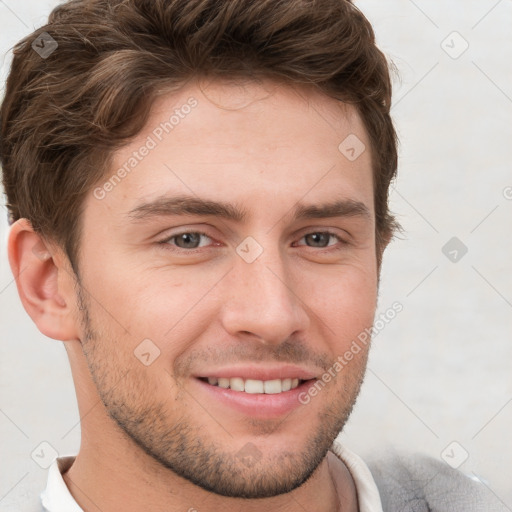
[205, 377, 304, 393]
[245, 379, 263, 393]
[218, 378, 230, 388]
[264, 379, 282, 394]
[230, 377, 245, 392]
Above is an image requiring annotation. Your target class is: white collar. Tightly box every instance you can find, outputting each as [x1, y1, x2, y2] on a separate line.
[41, 456, 83, 512]
[41, 443, 383, 512]
[329, 442, 384, 512]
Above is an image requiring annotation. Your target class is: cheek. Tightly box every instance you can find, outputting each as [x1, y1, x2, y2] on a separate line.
[300, 264, 377, 344]
[90, 266, 218, 360]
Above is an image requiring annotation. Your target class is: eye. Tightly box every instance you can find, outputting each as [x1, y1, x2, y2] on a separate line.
[157, 229, 347, 253]
[295, 231, 346, 249]
[159, 231, 214, 250]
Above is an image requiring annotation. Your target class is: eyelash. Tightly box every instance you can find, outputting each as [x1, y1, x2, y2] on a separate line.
[157, 230, 348, 254]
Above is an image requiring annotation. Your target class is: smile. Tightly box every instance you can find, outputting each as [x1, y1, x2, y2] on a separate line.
[199, 377, 308, 394]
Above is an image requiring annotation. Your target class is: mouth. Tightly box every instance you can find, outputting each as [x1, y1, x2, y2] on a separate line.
[193, 375, 318, 419]
[197, 376, 312, 394]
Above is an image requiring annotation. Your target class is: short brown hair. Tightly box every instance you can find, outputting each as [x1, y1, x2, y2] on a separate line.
[1, 0, 398, 276]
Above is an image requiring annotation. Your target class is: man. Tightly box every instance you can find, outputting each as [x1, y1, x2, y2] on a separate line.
[1, 0, 504, 511]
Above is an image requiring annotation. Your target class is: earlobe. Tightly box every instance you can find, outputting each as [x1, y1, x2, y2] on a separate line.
[7, 218, 80, 342]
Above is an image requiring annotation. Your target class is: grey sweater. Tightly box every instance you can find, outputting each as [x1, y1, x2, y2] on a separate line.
[367, 453, 509, 511]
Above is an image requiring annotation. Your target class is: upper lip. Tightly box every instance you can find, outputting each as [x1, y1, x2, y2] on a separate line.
[195, 364, 319, 381]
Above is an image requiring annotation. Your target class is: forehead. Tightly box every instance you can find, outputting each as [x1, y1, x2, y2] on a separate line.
[86, 78, 374, 229]
[146, 78, 368, 152]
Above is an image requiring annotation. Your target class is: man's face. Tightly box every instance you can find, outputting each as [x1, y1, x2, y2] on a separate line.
[74, 79, 378, 498]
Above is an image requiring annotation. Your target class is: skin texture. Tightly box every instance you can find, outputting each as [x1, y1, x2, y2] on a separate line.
[8, 78, 384, 512]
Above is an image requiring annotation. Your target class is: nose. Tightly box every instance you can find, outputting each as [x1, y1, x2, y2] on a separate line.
[220, 246, 310, 345]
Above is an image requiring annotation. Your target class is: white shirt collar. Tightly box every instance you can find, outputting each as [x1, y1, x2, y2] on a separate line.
[41, 443, 383, 512]
[330, 442, 384, 512]
[41, 456, 83, 512]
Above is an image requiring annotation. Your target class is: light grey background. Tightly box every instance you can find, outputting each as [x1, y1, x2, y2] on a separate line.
[1, 0, 511, 510]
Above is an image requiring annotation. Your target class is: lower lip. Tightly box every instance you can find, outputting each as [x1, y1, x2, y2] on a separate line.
[193, 378, 317, 419]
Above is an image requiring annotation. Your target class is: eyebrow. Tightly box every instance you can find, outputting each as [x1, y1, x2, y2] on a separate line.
[126, 194, 371, 223]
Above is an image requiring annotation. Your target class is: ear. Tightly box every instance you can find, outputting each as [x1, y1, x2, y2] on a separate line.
[7, 218, 81, 342]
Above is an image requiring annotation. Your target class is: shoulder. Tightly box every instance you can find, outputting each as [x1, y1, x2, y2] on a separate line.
[365, 450, 507, 512]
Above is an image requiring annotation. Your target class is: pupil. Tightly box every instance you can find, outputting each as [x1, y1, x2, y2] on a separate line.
[307, 233, 328, 247]
[178, 233, 200, 248]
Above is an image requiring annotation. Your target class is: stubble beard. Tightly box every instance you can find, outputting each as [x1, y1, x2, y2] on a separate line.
[75, 283, 369, 499]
